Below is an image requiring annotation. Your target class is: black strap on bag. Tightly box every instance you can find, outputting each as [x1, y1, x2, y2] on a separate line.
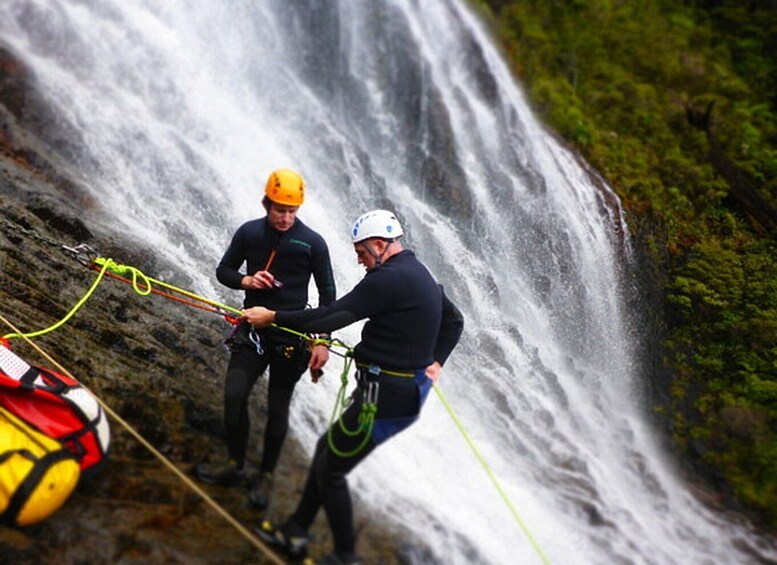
[1, 449, 74, 526]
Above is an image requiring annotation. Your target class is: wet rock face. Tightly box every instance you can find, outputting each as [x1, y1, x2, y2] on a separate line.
[0, 147, 270, 564]
[0, 45, 32, 122]
[0, 49, 418, 565]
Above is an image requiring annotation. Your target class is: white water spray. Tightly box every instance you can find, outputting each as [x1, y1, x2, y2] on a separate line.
[1, 1, 775, 563]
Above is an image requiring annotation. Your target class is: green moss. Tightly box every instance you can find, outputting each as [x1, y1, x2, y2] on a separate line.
[473, 0, 777, 527]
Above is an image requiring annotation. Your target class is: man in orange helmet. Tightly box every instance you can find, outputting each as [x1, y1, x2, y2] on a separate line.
[194, 169, 336, 510]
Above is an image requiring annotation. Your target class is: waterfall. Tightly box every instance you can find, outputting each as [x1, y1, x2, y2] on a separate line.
[1, 1, 774, 563]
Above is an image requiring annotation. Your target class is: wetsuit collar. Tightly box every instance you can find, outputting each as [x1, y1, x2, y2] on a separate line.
[365, 240, 402, 270]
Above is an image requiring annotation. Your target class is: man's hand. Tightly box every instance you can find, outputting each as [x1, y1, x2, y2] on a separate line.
[425, 361, 442, 384]
[308, 344, 329, 383]
[241, 306, 275, 327]
[241, 270, 279, 290]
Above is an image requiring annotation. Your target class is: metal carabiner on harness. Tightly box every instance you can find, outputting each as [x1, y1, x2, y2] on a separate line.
[362, 365, 380, 406]
[249, 328, 264, 355]
[364, 380, 379, 405]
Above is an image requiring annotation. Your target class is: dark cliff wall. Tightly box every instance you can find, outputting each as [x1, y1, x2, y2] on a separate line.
[0, 47, 413, 565]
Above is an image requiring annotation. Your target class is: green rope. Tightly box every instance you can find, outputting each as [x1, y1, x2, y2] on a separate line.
[95, 257, 153, 296]
[94, 257, 356, 357]
[93, 257, 242, 315]
[94, 256, 362, 361]
[325, 356, 377, 457]
[5, 250, 353, 358]
[2, 258, 113, 340]
[433, 385, 551, 565]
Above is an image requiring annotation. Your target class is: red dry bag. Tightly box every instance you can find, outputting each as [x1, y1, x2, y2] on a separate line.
[0, 344, 110, 475]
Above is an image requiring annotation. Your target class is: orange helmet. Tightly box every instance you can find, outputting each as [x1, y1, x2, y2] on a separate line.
[265, 168, 305, 206]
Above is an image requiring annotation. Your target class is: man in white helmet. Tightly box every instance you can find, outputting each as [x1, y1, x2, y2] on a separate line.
[241, 209, 464, 565]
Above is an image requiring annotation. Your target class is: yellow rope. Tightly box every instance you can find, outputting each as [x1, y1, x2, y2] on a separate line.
[433, 385, 551, 565]
[1, 256, 231, 340]
[0, 312, 284, 565]
[93, 257, 242, 315]
[2, 259, 112, 340]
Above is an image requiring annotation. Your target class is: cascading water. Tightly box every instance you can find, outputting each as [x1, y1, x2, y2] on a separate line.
[1, 1, 775, 564]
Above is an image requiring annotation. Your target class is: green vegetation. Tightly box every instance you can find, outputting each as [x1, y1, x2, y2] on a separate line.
[472, 0, 777, 526]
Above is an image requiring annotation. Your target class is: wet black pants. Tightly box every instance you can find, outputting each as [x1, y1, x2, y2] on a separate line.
[223, 339, 306, 473]
[288, 373, 425, 554]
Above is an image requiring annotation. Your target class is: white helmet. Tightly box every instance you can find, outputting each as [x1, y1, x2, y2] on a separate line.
[351, 210, 404, 243]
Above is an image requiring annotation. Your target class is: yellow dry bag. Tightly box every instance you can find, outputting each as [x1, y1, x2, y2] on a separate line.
[0, 406, 81, 527]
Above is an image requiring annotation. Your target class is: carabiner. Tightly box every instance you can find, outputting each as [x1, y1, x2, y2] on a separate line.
[249, 328, 264, 355]
[62, 243, 99, 267]
[364, 380, 379, 405]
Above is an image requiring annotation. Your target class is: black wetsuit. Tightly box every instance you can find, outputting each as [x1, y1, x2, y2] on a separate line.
[216, 217, 335, 474]
[276, 249, 464, 556]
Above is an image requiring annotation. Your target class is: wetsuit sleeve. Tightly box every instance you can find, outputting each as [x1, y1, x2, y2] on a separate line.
[433, 287, 464, 366]
[277, 306, 359, 335]
[276, 275, 381, 334]
[216, 227, 247, 290]
[311, 237, 336, 307]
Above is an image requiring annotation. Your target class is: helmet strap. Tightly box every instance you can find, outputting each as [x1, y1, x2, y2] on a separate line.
[365, 239, 394, 268]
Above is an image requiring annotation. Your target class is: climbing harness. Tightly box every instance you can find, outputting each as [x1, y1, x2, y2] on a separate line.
[325, 364, 418, 457]
[355, 361, 414, 378]
[324, 356, 380, 458]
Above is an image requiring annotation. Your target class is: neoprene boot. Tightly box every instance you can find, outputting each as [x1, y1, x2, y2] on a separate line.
[254, 519, 309, 560]
[193, 460, 246, 487]
[248, 471, 273, 509]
